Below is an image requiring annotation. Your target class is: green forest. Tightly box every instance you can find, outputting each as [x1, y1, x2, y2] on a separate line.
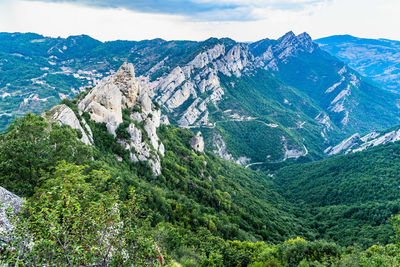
[2, 92, 400, 266]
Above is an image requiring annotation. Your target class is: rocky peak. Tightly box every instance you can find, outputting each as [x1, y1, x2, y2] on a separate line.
[277, 31, 296, 44]
[78, 62, 141, 135]
[275, 31, 315, 56]
[296, 32, 314, 53]
[76, 62, 165, 176]
[255, 31, 316, 70]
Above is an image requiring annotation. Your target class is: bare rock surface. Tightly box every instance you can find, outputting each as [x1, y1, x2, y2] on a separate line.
[45, 104, 93, 145]
[0, 186, 22, 241]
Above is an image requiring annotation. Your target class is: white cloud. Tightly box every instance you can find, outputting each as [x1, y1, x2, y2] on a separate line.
[1, 0, 399, 42]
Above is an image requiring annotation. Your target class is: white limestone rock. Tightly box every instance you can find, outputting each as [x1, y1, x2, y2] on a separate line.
[0, 186, 23, 242]
[154, 43, 252, 128]
[166, 82, 193, 109]
[325, 133, 361, 155]
[160, 115, 170, 125]
[46, 104, 93, 145]
[140, 93, 153, 115]
[126, 123, 162, 176]
[191, 132, 204, 152]
[130, 112, 143, 123]
[78, 62, 140, 136]
[76, 62, 165, 176]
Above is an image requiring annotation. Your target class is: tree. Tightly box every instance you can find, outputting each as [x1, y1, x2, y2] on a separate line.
[0, 113, 50, 196]
[2, 162, 162, 266]
[0, 113, 92, 197]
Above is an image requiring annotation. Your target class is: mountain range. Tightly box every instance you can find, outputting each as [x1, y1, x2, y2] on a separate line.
[1, 31, 400, 170]
[3, 31, 400, 265]
[316, 35, 400, 92]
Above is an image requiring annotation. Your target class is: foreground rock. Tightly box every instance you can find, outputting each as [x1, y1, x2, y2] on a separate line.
[0, 186, 22, 242]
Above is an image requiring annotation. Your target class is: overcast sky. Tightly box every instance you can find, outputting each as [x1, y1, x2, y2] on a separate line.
[0, 0, 399, 42]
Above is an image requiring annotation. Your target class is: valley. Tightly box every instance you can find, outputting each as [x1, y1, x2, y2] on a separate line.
[2, 30, 400, 265]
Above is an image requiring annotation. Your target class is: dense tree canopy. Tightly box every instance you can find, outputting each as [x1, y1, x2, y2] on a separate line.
[2, 108, 400, 265]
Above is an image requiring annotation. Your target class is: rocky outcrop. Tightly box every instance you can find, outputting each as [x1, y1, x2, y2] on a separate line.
[325, 127, 400, 156]
[325, 67, 361, 127]
[0, 186, 22, 242]
[212, 133, 250, 166]
[255, 32, 316, 71]
[324, 133, 360, 155]
[76, 62, 165, 176]
[153, 43, 251, 128]
[353, 129, 400, 152]
[315, 112, 333, 142]
[120, 92, 164, 175]
[191, 132, 204, 152]
[160, 115, 170, 125]
[78, 62, 140, 135]
[45, 104, 93, 145]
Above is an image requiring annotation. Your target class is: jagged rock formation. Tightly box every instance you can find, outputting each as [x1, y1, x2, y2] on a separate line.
[324, 67, 360, 126]
[254, 31, 316, 71]
[327, 128, 400, 155]
[251, 31, 376, 130]
[119, 92, 164, 175]
[0, 186, 22, 242]
[324, 133, 360, 155]
[45, 63, 165, 176]
[78, 62, 140, 135]
[45, 104, 93, 145]
[78, 63, 164, 175]
[4, 31, 399, 168]
[191, 132, 204, 152]
[152, 43, 251, 127]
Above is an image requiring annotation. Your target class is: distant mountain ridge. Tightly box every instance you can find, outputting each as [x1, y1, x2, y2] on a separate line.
[1, 31, 400, 168]
[316, 34, 400, 92]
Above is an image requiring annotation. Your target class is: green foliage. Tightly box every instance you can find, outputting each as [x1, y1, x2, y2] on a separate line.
[5, 100, 400, 265]
[198, 69, 341, 166]
[275, 142, 400, 248]
[1, 161, 160, 266]
[0, 113, 92, 196]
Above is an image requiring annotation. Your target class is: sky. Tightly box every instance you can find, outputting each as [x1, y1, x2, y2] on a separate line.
[0, 0, 399, 42]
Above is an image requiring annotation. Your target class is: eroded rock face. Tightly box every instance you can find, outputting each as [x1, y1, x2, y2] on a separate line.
[0, 186, 22, 241]
[45, 104, 93, 145]
[191, 132, 204, 152]
[76, 62, 165, 176]
[78, 62, 140, 135]
[154, 44, 251, 128]
[327, 128, 400, 155]
[255, 32, 316, 71]
[324, 133, 360, 155]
